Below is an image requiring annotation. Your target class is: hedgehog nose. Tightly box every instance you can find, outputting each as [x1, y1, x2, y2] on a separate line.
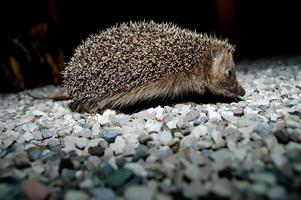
[238, 85, 246, 96]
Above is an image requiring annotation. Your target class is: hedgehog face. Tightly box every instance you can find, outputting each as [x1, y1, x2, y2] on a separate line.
[207, 50, 245, 98]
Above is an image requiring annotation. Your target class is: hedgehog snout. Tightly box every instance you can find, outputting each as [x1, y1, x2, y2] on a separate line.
[237, 84, 246, 96]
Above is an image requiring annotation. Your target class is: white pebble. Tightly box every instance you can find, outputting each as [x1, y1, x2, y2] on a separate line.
[109, 136, 126, 155]
[158, 131, 173, 145]
[23, 132, 34, 142]
[208, 111, 221, 122]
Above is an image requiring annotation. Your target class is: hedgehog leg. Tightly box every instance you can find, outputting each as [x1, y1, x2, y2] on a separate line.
[69, 97, 99, 113]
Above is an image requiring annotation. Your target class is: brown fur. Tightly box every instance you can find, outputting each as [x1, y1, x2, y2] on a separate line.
[64, 21, 245, 113]
[70, 63, 212, 113]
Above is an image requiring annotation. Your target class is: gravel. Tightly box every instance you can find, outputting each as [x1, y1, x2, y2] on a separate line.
[0, 56, 301, 199]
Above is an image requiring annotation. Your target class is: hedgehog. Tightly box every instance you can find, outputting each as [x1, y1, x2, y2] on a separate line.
[62, 21, 245, 113]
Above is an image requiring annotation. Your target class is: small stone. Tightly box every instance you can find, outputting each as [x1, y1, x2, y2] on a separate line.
[233, 148, 247, 161]
[249, 183, 268, 195]
[191, 125, 208, 136]
[14, 152, 31, 168]
[1, 130, 19, 149]
[184, 165, 203, 181]
[59, 158, 74, 174]
[79, 179, 93, 189]
[109, 136, 126, 155]
[285, 118, 300, 129]
[32, 110, 46, 116]
[138, 133, 152, 144]
[256, 99, 269, 106]
[100, 128, 122, 143]
[249, 172, 277, 185]
[116, 157, 127, 168]
[253, 123, 271, 135]
[123, 145, 136, 156]
[158, 131, 173, 145]
[220, 110, 234, 120]
[145, 120, 162, 133]
[268, 186, 287, 200]
[274, 130, 290, 144]
[78, 128, 92, 138]
[88, 140, 106, 156]
[92, 187, 115, 200]
[159, 146, 173, 159]
[32, 165, 45, 174]
[134, 110, 154, 120]
[32, 132, 43, 140]
[91, 123, 100, 138]
[47, 139, 61, 151]
[234, 107, 244, 117]
[166, 119, 177, 130]
[124, 185, 155, 200]
[61, 169, 75, 182]
[176, 117, 189, 129]
[156, 193, 172, 200]
[22, 180, 49, 200]
[287, 128, 301, 142]
[271, 152, 288, 168]
[197, 137, 213, 149]
[27, 147, 43, 161]
[125, 163, 148, 177]
[41, 130, 54, 139]
[185, 109, 200, 122]
[211, 179, 233, 197]
[115, 114, 132, 126]
[23, 132, 34, 142]
[104, 148, 114, 159]
[96, 109, 116, 126]
[189, 150, 206, 165]
[75, 137, 89, 150]
[210, 149, 233, 166]
[268, 111, 278, 122]
[208, 111, 221, 122]
[106, 168, 134, 188]
[0, 158, 14, 170]
[155, 106, 165, 121]
[98, 161, 115, 180]
[182, 182, 206, 198]
[132, 145, 149, 161]
[73, 125, 84, 134]
[65, 190, 89, 200]
[181, 135, 198, 149]
[193, 113, 208, 125]
[211, 130, 223, 144]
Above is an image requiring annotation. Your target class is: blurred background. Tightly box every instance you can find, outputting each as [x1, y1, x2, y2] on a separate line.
[0, 0, 300, 92]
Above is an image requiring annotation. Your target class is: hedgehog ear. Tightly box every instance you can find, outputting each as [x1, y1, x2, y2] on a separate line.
[210, 48, 222, 61]
[211, 47, 222, 60]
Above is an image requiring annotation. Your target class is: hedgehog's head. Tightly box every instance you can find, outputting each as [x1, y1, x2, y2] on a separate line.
[206, 48, 245, 98]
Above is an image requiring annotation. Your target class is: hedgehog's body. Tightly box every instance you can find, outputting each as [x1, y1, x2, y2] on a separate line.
[63, 21, 245, 113]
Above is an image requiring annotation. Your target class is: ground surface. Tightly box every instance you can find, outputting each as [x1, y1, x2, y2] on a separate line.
[1, 56, 301, 200]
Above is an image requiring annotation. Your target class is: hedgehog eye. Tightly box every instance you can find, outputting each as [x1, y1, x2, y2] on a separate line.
[225, 69, 234, 81]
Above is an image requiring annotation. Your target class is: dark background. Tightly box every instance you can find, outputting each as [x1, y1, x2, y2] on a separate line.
[0, 0, 300, 92]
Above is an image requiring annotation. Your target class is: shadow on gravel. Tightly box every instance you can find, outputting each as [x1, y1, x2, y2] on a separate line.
[117, 91, 242, 114]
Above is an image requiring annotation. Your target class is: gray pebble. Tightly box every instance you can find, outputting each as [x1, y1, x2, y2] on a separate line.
[41, 130, 54, 139]
[176, 117, 189, 129]
[185, 109, 200, 122]
[61, 169, 75, 182]
[98, 161, 115, 180]
[65, 190, 89, 200]
[100, 128, 122, 143]
[92, 187, 115, 200]
[132, 145, 149, 161]
[78, 128, 92, 138]
[47, 139, 61, 151]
